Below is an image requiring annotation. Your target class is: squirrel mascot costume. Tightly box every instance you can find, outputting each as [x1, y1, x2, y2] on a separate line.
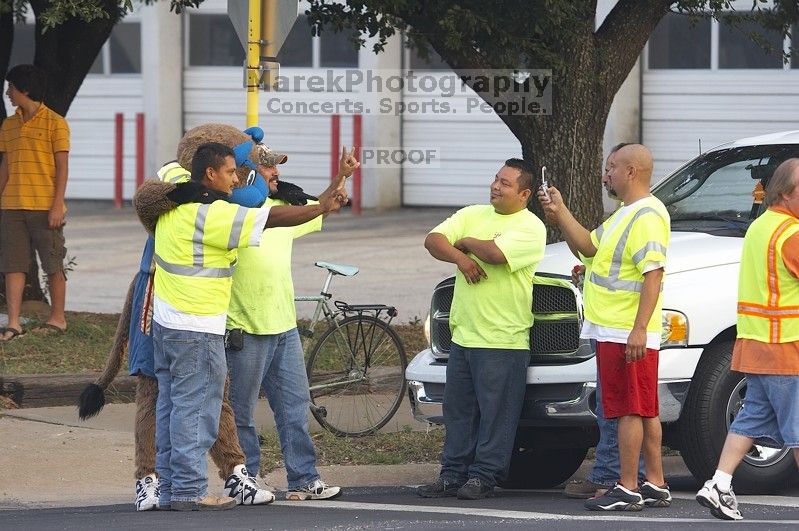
[77, 123, 312, 511]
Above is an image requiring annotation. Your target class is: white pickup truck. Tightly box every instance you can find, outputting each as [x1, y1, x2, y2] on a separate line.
[406, 131, 799, 493]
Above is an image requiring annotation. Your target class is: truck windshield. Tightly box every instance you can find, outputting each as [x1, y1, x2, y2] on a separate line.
[651, 144, 799, 236]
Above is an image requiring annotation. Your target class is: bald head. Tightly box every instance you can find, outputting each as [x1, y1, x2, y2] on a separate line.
[615, 144, 654, 186]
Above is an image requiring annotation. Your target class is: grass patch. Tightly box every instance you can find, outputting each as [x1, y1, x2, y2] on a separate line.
[259, 425, 444, 474]
[0, 311, 119, 375]
[0, 311, 426, 376]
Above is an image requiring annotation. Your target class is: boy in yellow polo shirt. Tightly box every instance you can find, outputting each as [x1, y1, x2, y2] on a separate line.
[0, 64, 70, 341]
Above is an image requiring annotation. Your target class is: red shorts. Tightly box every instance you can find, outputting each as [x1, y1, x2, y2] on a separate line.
[596, 341, 659, 419]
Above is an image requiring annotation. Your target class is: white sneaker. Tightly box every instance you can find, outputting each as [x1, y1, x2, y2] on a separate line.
[223, 465, 275, 506]
[286, 479, 342, 501]
[696, 479, 743, 520]
[135, 473, 160, 511]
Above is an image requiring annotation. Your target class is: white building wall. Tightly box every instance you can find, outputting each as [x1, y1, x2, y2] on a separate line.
[643, 70, 799, 183]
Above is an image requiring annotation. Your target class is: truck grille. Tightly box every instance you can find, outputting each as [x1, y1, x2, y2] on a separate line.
[429, 275, 590, 364]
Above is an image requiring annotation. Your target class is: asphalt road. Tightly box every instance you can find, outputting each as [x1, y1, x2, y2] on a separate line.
[3, 484, 798, 531]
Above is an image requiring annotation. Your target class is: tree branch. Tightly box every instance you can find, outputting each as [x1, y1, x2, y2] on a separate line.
[595, 0, 672, 92]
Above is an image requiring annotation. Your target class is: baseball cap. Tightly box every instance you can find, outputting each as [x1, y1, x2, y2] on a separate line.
[256, 144, 288, 167]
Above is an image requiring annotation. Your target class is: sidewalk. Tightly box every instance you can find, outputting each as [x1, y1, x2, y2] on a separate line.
[0, 400, 437, 509]
[0, 403, 692, 509]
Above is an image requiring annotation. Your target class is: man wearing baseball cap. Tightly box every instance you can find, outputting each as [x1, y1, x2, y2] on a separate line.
[225, 145, 359, 501]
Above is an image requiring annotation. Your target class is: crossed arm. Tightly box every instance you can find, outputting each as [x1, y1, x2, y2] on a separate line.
[424, 232, 508, 284]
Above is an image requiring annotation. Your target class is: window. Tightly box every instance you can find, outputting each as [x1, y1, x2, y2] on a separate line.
[188, 14, 245, 66]
[719, 15, 783, 69]
[188, 13, 359, 69]
[408, 44, 451, 71]
[8, 23, 34, 68]
[8, 22, 140, 75]
[791, 23, 798, 69]
[110, 22, 142, 73]
[319, 25, 359, 67]
[648, 13, 711, 69]
[653, 145, 799, 236]
[276, 15, 313, 67]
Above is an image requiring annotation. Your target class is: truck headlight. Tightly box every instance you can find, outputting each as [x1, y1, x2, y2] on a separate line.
[661, 310, 688, 347]
[424, 312, 431, 347]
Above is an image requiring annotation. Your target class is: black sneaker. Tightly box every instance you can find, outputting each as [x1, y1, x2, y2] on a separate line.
[639, 481, 672, 507]
[417, 477, 464, 498]
[584, 484, 643, 511]
[456, 477, 494, 500]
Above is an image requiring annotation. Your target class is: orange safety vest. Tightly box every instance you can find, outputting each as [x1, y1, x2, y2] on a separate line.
[737, 209, 799, 343]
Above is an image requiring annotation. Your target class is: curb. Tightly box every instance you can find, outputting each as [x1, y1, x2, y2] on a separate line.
[0, 373, 136, 409]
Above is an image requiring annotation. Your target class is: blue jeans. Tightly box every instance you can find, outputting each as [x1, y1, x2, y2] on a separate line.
[226, 328, 319, 489]
[588, 362, 646, 486]
[440, 343, 529, 488]
[152, 322, 226, 504]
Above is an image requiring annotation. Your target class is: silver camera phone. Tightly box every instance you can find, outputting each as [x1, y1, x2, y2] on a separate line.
[540, 166, 550, 200]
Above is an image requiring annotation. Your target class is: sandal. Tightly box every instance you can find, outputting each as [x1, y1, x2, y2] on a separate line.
[0, 327, 26, 341]
[31, 323, 67, 335]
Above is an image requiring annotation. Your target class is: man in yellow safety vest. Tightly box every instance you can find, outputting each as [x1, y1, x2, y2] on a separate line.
[138, 141, 348, 511]
[539, 144, 672, 511]
[695, 158, 799, 521]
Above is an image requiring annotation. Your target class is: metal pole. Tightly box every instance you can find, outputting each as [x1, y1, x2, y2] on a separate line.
[330, 114, 340, 183]
[246, 0, 262, 127]
[352, 114, 362, 215]
[114, 113, 123, 209]
[135, 113, 145, 189]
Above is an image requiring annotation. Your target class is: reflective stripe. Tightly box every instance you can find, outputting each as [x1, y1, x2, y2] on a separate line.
[591, 207, 667, 293]
[738, 304, 799, 317]
[249, 207, 270, 246]
[227, 206, 247, 250]
[767, 218, 797, 307]
[165, 173, 189, 184]
[589, 271, 643, 292]
[631, 241, 668, 267]
[595, 224, 604, 242]
[193, 204, 210, 267]
[157, 162, 190, 184]
[154, 254, 234, 278]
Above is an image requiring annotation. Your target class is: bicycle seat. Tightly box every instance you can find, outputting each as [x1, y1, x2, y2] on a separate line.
[315, 261, 359, 276]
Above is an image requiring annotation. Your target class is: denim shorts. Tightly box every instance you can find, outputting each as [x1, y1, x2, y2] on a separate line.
[728, 374, 799, 448]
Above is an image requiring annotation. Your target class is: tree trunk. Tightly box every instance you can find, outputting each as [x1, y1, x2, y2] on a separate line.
[503, 31, 614, 242]
[0, 10, 12, 123]
[30, 0, 120, 116]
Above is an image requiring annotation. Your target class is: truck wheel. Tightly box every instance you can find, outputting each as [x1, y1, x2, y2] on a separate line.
[678, 341, 797, 493]
[500, 446, 588, 489]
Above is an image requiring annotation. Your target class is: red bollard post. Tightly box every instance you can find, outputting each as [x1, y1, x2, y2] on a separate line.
[352, 114, 362, 215]
[330, 114, 340, 183]
[114, 113, 123, 209]
[135, 113, 145, 189]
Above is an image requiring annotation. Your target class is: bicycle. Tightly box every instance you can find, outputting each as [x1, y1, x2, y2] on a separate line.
[295, 261, 407, 437]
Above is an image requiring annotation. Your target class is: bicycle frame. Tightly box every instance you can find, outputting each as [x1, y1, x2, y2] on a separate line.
[296, 269, 398, 393]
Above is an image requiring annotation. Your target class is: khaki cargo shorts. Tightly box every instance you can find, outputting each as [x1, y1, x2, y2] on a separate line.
[0, 209, 66, 275]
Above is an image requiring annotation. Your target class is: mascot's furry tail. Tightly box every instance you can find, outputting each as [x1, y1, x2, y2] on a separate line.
[78, 276, 135, 420]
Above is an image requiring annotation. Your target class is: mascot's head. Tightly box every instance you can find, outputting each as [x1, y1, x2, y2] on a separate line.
[176, 124, 287, 186]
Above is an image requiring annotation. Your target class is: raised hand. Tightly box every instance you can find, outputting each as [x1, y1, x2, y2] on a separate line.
[338, 146, 360, 177]
[537, 185, 564, 223]
[318, 173, 349, 214]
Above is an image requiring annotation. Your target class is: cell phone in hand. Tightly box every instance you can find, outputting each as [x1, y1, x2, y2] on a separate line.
[540, 166, 550, 200]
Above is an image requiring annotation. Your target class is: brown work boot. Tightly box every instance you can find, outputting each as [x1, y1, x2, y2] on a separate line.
[564, 479, 611, 499]
[171, 495, 237, 511]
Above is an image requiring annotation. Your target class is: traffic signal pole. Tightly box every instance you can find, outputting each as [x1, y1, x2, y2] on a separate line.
[246, 0, 261, 127]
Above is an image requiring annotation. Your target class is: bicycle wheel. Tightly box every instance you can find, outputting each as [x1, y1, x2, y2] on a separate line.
[306, 314, 407, 437]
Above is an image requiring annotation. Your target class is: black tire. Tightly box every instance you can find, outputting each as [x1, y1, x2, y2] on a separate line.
[306, 315, 407, 437]
[678, 341, 797, 493]
[500, 446, 589, 489]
